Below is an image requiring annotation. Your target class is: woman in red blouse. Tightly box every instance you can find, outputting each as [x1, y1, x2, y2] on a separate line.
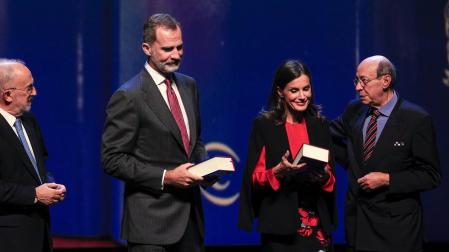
[239, 60, 337, 252]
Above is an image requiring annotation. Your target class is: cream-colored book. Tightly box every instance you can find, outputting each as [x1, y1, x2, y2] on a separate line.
[292, 144, 329, 169]
[188, 157, 235, 178]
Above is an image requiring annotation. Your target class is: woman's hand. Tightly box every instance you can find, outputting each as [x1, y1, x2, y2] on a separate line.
[272, 150, 306, 180]
[308, 169, 330, 186]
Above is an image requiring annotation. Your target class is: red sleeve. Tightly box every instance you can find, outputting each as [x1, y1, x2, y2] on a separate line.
[321, 163, 335, 192]
[251, 146, 281, 191]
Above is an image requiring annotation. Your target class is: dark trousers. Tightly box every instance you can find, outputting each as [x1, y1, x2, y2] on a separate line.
[128, 213, 204, 252]
[0, 221, 52, 252]
[261, 233, 328, 252]
[346, 246, 422, 252]
[346, 247, 376, 252]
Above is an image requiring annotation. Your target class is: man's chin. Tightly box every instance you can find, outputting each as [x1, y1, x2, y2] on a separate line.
[163, 65, 180, 73]
[358, 97, 370, 105]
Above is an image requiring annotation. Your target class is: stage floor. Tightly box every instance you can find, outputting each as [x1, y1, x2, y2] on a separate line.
[53, 237, 449, 252]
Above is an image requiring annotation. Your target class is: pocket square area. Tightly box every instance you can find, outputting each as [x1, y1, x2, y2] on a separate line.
[393, 141, 405, 147]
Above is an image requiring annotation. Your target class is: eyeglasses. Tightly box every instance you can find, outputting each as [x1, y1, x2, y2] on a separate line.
[4, 84, 35, 95]
[353, 75, 385, 88]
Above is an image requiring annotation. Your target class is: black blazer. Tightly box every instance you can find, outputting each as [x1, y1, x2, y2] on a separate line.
[0, 111, 52, 252]
[101, 69, 206, 244]
[331, 97, 441, 252]
[238, 114, 337, 237]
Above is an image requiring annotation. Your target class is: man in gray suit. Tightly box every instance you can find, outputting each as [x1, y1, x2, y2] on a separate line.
[101, 14, 207, 252]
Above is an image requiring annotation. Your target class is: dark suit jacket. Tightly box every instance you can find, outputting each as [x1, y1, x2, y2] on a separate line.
[331, 97, 441, 252]
[101, 69, 206, 245]
[239, 114, 337, 238]
[0, 111, 52, 252]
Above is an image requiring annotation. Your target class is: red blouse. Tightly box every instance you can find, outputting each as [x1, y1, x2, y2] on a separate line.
[251, 119, 335, 192]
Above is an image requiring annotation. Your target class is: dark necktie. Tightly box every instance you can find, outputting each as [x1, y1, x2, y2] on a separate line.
[14, 118, 42, 183]
[363, 109, 381, 161]
[164, 79, 190, 154]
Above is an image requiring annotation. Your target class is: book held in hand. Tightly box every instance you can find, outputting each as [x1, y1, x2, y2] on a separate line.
[188, 157, 235, 178]
[292, 144, 329, 170]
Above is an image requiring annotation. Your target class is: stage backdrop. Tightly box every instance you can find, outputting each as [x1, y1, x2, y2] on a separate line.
[0, 0, 447, 245]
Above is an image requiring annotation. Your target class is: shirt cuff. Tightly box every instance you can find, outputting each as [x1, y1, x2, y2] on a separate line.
[161, 169, 167, 190]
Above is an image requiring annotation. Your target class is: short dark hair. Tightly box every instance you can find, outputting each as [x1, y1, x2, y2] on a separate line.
[142, 13, 180, 44]
[377, 58, 396, 88]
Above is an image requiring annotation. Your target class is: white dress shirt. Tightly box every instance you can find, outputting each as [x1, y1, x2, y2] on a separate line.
[0, 107, 37, 160]
[144, 62, 190, 138]
[144, 62, 192, 189]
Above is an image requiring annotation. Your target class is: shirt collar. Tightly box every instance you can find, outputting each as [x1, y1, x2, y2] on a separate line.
[377, 90, 398, 117]
[0, 107, 17, 127]
[144, 61, 167, 86]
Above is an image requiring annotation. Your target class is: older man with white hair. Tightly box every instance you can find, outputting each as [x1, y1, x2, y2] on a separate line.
[0, 59, 66, 252]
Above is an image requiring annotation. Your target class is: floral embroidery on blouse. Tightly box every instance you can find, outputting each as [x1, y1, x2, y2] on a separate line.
[297, 208, 330, 247]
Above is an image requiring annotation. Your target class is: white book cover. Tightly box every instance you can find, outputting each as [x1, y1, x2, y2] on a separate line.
[188, 157, 235, 178]
[292, 144, 329, 167]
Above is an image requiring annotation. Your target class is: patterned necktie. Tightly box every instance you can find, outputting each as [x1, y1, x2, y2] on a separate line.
[164, 79, 190, 154]
[363, 109, 381, 161]
[14, 118, 42, 183]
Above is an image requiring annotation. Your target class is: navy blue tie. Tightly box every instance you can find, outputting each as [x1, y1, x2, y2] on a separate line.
[14, 118, 42, 183]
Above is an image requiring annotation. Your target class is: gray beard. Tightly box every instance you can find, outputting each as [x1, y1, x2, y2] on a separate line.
[155, 61, 180, 74]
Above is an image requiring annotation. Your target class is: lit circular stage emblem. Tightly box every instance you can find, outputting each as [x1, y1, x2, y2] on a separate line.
[201, 142, 240, 206]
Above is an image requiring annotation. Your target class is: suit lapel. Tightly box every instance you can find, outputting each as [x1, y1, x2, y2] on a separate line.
[306, 115, 319, 146]
[0, 115, 42, 183]
[139, 70, 186, 154]
[173, 73, 196, 156]
[370, 98, 405, 163]
[354, 106, 369, 172]
[270, 122, 292, 162]
[22, 117, 46, 182]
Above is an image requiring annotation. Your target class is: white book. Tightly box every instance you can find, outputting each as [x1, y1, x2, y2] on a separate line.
[292, 144, 329, 169]
[188, 157, 235, 178]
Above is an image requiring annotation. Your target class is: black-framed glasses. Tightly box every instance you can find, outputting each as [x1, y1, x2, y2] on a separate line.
[353, 75, 385, 88]
[5, 84, 35, 95]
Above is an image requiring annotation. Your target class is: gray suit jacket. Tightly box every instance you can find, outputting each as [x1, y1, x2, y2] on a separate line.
[101, 69, 206, 244]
